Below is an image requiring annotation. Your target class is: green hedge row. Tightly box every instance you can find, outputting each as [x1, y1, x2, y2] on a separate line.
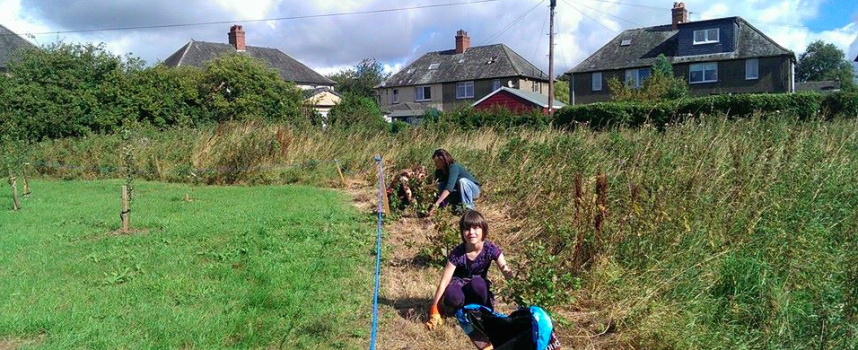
[554, 92, 858, 128]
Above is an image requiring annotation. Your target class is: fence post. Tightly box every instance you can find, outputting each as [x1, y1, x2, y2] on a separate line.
[121, 185, 130, 233]
[335, 159, 347, 188]
[22, 164, 31, 198]
[10, 176, 19, 211]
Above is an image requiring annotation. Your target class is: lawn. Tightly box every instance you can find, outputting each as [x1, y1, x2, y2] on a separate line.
[0, 180, 375, 349]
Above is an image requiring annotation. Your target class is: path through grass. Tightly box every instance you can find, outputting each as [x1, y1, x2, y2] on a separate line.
[0, 180, 374, 349]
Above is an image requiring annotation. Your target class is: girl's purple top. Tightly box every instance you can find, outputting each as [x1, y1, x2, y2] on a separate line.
[447, 241, 502, 280]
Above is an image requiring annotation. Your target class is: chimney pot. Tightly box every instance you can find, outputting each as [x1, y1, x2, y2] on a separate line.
[671, 2, 688, 30]
[229, 25, 246, 51]
[455, 29, 470, 54]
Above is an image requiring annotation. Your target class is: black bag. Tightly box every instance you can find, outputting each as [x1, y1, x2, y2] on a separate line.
[456, 304, 562, 350]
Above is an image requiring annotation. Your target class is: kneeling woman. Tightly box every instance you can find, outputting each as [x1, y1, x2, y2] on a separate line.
[426, 210, 514, 330]
[429, 149, 480, 216]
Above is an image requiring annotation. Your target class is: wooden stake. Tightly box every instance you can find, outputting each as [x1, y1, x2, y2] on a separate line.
[121, 185, 130, 233]
[22, 166, 31, 198]
[335, 160, 347, 188]
[10, 176, 19, 211]
[381, 176, 391, 216]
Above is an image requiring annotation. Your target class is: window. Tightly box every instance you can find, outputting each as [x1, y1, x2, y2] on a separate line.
[392, 89, 399, 103]
[693, 28, 719, 45]
[415, 86, 431, 101]
[592, 72, 602, 91]
[456, 81, 474, 99]
[532, 81, 540, 92]
[689, 62, 718, 83]
[620, 39, 632, 46]
[492, 79, 501, 91]
[624, 68, 651, 88]
[428, 63, 440, 70]
[745, 58, 759, 80]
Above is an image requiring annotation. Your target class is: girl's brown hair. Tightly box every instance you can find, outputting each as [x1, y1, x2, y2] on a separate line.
[432, 149, 456, 172]
[459, 210, 489, 243]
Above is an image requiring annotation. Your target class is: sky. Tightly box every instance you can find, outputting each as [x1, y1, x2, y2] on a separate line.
[1, 0, 857, 78]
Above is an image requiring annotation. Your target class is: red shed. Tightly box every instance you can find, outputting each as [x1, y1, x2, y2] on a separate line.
[471, 87, 566, 115]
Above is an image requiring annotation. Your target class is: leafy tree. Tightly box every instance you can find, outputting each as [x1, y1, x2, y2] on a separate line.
[553, 75, 570, 105]
[2, 43, 142, 140]
[608, 54, 688, 102]
[199, 54, 304, 124]
[327, 93, 386, 130]
[326, 58, 389, 99]
[796, 40, 856, 91]
[127, 65, 204, 128]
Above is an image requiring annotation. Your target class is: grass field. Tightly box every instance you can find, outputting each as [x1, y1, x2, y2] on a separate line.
[0, 180, 375, 349]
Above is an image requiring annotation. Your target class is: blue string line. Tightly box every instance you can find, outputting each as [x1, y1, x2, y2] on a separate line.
[369, 154, 384, 350]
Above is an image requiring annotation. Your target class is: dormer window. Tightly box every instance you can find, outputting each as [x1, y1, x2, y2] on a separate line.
[693, 28, 719, 45]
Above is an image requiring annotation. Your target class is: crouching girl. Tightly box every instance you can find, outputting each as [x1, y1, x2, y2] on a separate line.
[426, 210, 514, 330]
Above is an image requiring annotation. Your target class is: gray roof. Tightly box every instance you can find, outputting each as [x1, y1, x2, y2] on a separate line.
[383, 44, 548, 88]
[472, 87, 566, 109]
[163, 40, 334, 86]
[568, 17, 794, 74]
[386, 102, 435, 118]
[0, 24, 37, 71]
[302, 87, 342, 99]
[796, 80, 841, 93]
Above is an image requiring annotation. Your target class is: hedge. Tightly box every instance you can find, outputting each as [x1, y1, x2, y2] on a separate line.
[554, 92, 858, 129]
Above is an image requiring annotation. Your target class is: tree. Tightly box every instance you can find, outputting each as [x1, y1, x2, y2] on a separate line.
[553, 74, 570, 105]
[796, 40, 856, 91]
[199, 54, 304, 124]
[326, 58, 389, 99]
[608, 54, 688, 102]
[327, 93, 386, 130]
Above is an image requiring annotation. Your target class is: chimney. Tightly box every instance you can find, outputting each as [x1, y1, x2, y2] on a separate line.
[671, 2, 688, 30]
[455, 29, 470, 54]
[228, 25, 246, 51]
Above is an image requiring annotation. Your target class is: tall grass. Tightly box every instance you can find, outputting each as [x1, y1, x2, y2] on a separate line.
[8, 115, 858, 349]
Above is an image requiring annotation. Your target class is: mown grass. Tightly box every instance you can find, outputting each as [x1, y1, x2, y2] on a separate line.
[7, 115, 858, 349]
[0, 180, 374, 350]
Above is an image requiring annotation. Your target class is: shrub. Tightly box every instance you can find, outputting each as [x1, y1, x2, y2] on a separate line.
[327, 93, 386, 130]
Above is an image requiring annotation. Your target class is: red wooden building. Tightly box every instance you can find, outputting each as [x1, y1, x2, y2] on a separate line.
[471, 87, 566, 115]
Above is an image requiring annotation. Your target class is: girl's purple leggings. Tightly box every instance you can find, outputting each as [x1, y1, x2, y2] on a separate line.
[442, 276, 489, 312]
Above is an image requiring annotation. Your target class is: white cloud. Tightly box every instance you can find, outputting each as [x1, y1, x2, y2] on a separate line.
[1, 0, 855, 77]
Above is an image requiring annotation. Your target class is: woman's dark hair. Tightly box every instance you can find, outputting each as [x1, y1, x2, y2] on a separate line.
[432, 149, 455, 173]
[459, 210, 489, 243]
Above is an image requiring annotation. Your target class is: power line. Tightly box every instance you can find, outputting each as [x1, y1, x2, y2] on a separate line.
[532, 10, 550, 63]
[479, 0, 547, 46]
[561, 0, 618, 34]
[583, 0, 672, 11]
[572, 0, 643, 27]
[3, 0, 500, 37]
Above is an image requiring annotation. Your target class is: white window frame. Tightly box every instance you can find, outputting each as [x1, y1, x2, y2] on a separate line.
[592, 72, 602, 91]
[624, 68, 651, 89]
[532, 81, 540, 92]
[745, 58, 759, 80]
[456, 81, 475, 99]
[693, 28, 720, 45]
[415, 85, 431, 101]
[392, 89, 399, 103]
[689, 62, 718, 84]
[492, 79, 501, 91]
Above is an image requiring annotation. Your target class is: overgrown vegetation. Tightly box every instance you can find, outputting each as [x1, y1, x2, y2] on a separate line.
[7, 113, 857, 349]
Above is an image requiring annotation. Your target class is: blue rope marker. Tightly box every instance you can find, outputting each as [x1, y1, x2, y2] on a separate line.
[369, 155, 384, 350]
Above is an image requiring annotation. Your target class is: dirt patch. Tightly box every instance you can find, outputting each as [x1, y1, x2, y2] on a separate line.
[110, 228, 151, 236]
[346, 183, 622, 349]
[0, 335, 44, 350]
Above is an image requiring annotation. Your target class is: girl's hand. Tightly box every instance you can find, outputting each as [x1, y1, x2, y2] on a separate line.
[426, 305, 444, 330]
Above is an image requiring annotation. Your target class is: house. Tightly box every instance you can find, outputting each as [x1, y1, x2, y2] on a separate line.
[0, 24, 37, 73]
[472, 86, 566, 114]
[377, 30, 549, 119]
[302, 87, 341, 118]
[163, 25, 338, 114]
[566, 3, 796, 104]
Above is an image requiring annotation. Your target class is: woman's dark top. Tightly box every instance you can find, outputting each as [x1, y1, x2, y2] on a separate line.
[436, 163, 480, 193]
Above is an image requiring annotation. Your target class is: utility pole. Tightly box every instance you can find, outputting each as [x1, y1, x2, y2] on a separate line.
[548, 0, 556, 116]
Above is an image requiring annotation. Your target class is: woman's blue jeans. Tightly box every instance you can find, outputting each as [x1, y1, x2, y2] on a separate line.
[439, 178, 480, 210]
